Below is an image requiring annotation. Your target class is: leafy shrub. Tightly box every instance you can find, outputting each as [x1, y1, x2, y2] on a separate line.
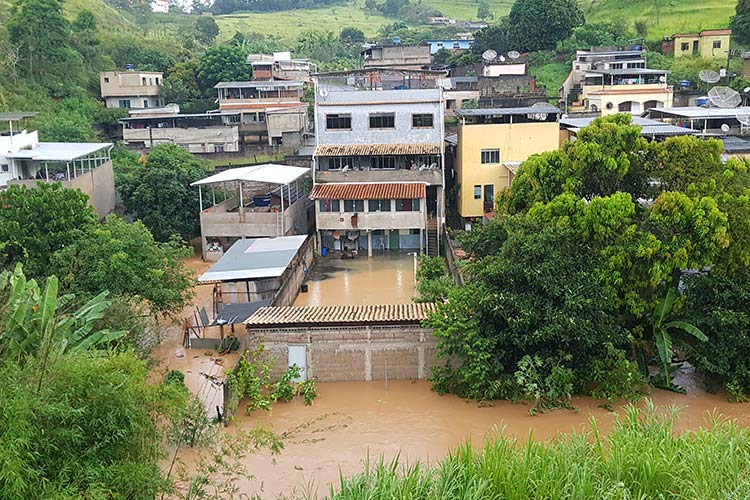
[226, 344, 274, 415]
[164, 370, 186, 388]
[515, 355, 575, 414]
[587, 343, 645, 405]
[272, 364, 302, 403]
[300, 379, 318, 405]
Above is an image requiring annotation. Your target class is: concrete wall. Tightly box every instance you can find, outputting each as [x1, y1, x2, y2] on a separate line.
[248, 325, 438, 382]
[10, 162, 115, 219]
[123, 126, 240, 152]
[317, 206, 425, 231]
[584, 87, 673, 116]
[316, 90, 443, 146]
[104, 96, 161, 109]
[266, 108, 308, 143]
[270, 234, 315, 307]
[316, 169, 441, 185]
[672, 34, 731, 59]
[100, 71, 161, 98]
[456, 121, 560, 218]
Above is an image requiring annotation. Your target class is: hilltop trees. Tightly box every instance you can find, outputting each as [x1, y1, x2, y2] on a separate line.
[7, 0, 71, 79]
[507, 0, 585, 52]
[732, 0, 750, 44]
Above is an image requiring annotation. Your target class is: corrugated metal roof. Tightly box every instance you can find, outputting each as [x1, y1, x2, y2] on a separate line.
[315, 143, 442, 156]
[721, 136, 750, 152]
[245, 303, 436, 327]
[309, 182, 426, 200]
[5, 142, 112, 161]
[198, 236, 308, 283]
[456, 105, 561, 117]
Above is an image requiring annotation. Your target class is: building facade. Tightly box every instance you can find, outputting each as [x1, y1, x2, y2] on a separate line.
[215, 81, 308, 147]
[312, 84, 445, 256]
[663, 29, 731, 59]
[581, 67, 672, 116]
[100, 70, 163, 109]
[121, 112, 241, 153]
[424, 39, 473, 54]
[454, 106, 561, 221]
[361, 44, 432, 70]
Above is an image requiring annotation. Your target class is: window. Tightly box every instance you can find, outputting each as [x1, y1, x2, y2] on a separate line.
[103, 77, 109, 83]
[318, 199, 340, 212]
[368, 199, 391, 212]
[227, 114, 241, 124]
[713, 40, 722, 49]
[156, 78, 161, 85]
[610, 63, 623, 69]
[344, 199, 364, 212]
[396, 199, 420, 211]
[327, 157, 354, 170]
[118, 99, 131, 108]
[369, 113, 395, 129]
[453, 41, 460, 49]
[326, 114, 351, 130]
[143, 100, 149, 108]
[370, 156, 396, 169]
[1, 164, 8, 172]
[410, 229, 420, 235]
[481, 149, 500, 164]
[412, 113, 434, 128]
[142, 77, 147, 85]
[681, 42, 689, 51]
[473, 185, 481, 199]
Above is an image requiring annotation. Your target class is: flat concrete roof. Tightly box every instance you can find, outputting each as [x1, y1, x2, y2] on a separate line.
[198, 235, 307, 283]
[5, 142, 112, 161]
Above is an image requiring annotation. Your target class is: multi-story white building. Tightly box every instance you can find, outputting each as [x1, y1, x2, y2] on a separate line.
[311, 77, 445, 257]
[100, 70, 163, 109]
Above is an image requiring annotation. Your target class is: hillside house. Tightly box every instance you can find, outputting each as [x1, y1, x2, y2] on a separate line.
[100, 70, 163, 109]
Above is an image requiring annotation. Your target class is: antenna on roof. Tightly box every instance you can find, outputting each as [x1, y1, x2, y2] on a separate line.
[507, 50, 520, 60]
[736, 108, 750, 134]
[699, 70, 721, 84]
[721, 123, 731, 133]
[499, 55, 506, 62]
[481, 49, 497, 62]
[529, 101, 552, 121]
[708, 86, 741, 108]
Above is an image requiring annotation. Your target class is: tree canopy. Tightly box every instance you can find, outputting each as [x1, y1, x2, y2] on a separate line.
[507, 0, 585, 52]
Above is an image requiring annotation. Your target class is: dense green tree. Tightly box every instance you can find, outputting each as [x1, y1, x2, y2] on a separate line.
[339, 27, 366, 46]
[507, 0, 584, 52]
[115, 143, 209, 242]
[195, 16, 220, 44]
[732, 0, 750, 45]
[7, 0, 71, 79]
[70, 10, 99, 62]
[470, 21, 511, 56]
[162, 61, 202, 106]
[0, 183, 98, 277]
[477, 0, 493, 21]
[433, 47, 452, 64]
[52, 216, 194, 316]
[196, 44, 250, 94]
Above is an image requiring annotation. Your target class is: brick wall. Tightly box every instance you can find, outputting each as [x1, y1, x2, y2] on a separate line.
[245, 325, 439, 382]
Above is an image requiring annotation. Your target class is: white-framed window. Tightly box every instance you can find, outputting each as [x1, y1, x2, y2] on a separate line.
[370, 156, 396, 169]
[473, 185, 481, 199]
[395, 199, 420, 211]
[713, 40, 722, 49]
[118, 99, 131, 108]
[343, 199, 364, 212]
[368, 199, 391, 212]
[481, 149, 500, 164]
[318, 199, 340, 212]
[328, 157, 354, 170]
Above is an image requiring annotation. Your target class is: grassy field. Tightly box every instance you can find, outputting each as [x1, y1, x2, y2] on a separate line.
[216, 5, 393, 41]
[0, 0, 134, 30]
[423, 0, 514, 20]
[583, 0, 735, 42]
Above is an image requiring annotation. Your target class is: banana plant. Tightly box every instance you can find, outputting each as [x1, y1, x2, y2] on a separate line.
[652, 286, 708, 389]
[0, 264, 124, 373]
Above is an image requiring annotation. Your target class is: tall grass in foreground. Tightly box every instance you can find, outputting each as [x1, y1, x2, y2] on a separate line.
[329, 401, 750, 500]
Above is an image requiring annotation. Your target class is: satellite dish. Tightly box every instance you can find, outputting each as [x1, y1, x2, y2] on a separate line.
[744, 87, 750, 93]
[699, 70, 721, 84]
[721, 123, 731, 132]
[529, 101, 552, 120]
[508, 50, 520, 60]
[708, 86, 741, 108]
[659, 75, 666, 83]
[481, 49, 497, 62]
[499, 55, 506, 62]
[736, 108, 750, 133]
[318, 87, 329, 97]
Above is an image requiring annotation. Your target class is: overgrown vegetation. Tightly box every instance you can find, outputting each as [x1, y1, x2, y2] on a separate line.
[330, 402, 750, 499]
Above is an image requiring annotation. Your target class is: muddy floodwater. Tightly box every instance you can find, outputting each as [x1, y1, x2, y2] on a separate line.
[294, 254, 418, 306]
[164, 253, 750, 500]
[215, 379, 750, 500]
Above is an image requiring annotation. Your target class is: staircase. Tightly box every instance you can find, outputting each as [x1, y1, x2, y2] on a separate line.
[426, 217, 439, 257]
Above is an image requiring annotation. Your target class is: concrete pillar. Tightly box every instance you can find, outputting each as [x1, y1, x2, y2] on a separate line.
[418, 346, 425, 379]
[368, 231, 373, 258]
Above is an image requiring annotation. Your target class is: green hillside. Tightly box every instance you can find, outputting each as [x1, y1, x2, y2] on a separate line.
[0, 0, 135, 31]
[583, 0, 735, 42]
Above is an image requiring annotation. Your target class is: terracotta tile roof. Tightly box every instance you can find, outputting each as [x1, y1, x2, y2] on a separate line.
[246, 303, 436, 327]
[309, 182, 426, 200]
[699, 29, 732, 36]
[315, 143, 442, 156]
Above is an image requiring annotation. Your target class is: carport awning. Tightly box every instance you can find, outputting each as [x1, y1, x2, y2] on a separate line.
[191, 163, 309, 187]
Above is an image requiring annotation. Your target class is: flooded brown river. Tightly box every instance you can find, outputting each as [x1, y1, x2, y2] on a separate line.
[164, 253, 750, 499]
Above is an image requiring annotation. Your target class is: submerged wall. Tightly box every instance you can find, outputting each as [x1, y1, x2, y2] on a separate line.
[245, 325, 439, 382]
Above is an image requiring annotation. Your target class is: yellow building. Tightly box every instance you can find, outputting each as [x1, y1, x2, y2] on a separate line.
[666, 29, 731, 60]
[581, 68, 673, 116]
[454, 106, 561, 220]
